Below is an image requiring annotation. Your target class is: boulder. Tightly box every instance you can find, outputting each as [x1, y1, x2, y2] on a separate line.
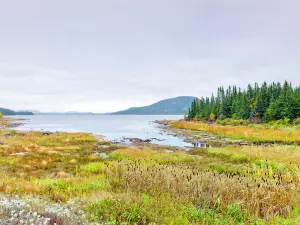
[42, 132, 53, 136]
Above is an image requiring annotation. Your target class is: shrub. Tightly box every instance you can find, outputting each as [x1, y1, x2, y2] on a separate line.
[209, 113, 216, 122]
[266, 118, 291, 127]
[232, 113, 240, 120]
[209, 164, 225, 173]
[216, 118, 249, 126]
[194, 115, 202, 121]
[218, 114, 227, 121]
[225, 203, 244, 223]
[81, 162, 106, 174]
[293, 118, 300, 125]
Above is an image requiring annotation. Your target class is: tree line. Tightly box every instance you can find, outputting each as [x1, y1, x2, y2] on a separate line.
[0, 107, 33, 116]
[188, 81, 300, 123]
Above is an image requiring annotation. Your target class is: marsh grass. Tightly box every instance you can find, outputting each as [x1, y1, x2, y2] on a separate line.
[173, 121, 300, 144]
[103, 159, 294, 217]
[200, 145, 300, 169]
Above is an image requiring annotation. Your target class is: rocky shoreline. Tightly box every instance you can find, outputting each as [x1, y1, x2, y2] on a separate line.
[154, 120, 256, 147]
[0, 118, 26, 129]
[155, 120, 298, 148]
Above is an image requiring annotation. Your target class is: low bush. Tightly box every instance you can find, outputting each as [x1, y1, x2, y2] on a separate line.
[293, 118, 300, 125]
[216, 118, 249, 126]
[218, 114, 227, 121]
[81, 162, 106, 174]
[225, 203, 244, 223]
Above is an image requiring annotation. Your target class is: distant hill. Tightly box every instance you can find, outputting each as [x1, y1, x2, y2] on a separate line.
[111, 96, 196, 115]
[0, 107, 33, 116]
[15, 111, 34, 115]
[0, 107, 16, 115]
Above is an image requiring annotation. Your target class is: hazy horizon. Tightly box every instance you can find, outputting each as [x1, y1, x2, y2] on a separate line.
[15, 95, 195, 113]
[1, 1, 300, 112]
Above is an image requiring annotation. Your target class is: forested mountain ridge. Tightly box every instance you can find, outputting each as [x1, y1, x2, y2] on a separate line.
[0, 107, 33, 116]
[188, 81, 300, 123]
[112, 96, 196, 115]
[0, 107, 16, 115]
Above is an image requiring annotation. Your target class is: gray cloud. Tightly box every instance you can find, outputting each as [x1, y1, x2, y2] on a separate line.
[0, 0, 299, 112]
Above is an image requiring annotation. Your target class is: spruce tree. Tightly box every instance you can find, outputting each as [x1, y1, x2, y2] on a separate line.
[187, 81, 300, 124]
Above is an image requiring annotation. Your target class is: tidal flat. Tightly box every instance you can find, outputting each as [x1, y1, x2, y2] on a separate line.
[0, 120, 299, 224]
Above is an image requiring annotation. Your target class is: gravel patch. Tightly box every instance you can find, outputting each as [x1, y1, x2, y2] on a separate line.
[0, 196, 87, 225]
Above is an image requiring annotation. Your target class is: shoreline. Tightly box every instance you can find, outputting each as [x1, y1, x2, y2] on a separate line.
[161, 119, 300, 147]
[154, 119, 252, 147]
[0, 117, 27, 129]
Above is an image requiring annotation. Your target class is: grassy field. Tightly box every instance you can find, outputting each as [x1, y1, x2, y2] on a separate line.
[172, 121, 300, 144]
[0, 129, 299, 224]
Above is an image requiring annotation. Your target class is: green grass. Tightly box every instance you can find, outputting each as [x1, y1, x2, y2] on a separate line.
[34, 177, 108, 201]
[85, 194, 235, 225]
[109, 148, 198, 164]
[81, 162, 107, 174]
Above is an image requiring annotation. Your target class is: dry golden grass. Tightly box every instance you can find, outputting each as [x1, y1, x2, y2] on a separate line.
[208, 145, 300, 165]
[173, 121, 300, 143]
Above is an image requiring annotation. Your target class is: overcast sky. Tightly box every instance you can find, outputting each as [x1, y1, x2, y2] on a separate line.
[0, 0, 299, 112]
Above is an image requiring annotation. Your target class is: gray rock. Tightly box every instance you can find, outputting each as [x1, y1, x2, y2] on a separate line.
[42, 132, 53, 136]
[124, 138, 152, 144]
[0, 197, 86, 225]
[99, 152, 109, 159]
[10, 152, 30, 156]
[97, 145, 110, 149]
[164, 149, 174, 153]
[93, 152, 109, 159]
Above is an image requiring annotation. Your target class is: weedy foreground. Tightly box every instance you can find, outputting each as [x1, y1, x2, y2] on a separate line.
[0, 129, 299, 224]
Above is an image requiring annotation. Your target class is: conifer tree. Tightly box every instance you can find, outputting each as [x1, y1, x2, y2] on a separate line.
[187, 81, 300, 123]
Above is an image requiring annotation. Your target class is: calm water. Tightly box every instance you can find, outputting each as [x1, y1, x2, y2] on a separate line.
[11, 115, 190, 147]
